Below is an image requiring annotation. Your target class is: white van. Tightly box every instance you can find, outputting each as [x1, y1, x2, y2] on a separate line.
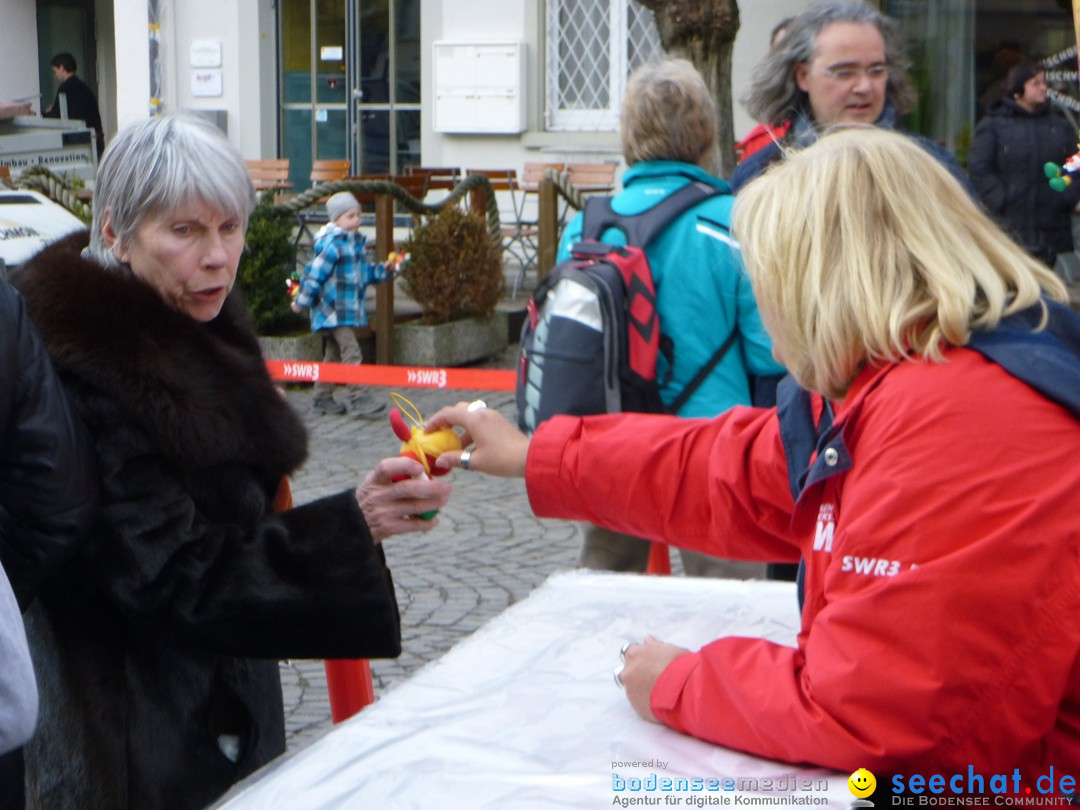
[0, 189, 86, 276]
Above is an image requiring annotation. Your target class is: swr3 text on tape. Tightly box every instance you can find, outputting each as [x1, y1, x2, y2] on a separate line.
[267, 360, 516, 391]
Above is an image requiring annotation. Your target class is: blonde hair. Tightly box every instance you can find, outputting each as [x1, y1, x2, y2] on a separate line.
[620, 59, 719, 173]
[733, 126, 1067, 399]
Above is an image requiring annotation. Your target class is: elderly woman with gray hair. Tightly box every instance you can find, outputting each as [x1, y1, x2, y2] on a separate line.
[11, 113, 450, 809]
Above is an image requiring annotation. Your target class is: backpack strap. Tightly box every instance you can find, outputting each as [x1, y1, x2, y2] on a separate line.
[966, 298, 1080, 420]
[667, 326, 739, 415]
[580, 181, 721, 247]
[580, 181, 730, 413]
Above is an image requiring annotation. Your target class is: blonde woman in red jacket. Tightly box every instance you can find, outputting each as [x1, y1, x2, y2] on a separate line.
[429, 127, 1080, 790]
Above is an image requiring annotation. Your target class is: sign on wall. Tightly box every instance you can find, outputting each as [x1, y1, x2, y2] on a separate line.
[192, 70, 223, 97]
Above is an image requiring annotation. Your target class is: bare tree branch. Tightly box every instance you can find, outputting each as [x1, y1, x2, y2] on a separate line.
[635, 0, 741, 177]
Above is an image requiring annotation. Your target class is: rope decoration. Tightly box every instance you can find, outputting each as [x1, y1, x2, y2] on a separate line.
[6, 168, 505, 248]
[272, 173, 503, 250]
[13, 166, 93, 223]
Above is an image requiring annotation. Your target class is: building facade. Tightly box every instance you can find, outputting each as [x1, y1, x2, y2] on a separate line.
[0, 0, 1075, 188]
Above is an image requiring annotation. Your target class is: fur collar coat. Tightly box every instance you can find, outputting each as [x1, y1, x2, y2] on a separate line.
[12, 234, 401, 810]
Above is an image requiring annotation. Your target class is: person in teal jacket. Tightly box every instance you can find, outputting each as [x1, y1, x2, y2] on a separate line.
[557, 58, 785, 577]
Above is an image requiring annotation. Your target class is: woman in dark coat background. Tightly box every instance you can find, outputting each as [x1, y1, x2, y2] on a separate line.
[11, 113, 451, 810]
[968, 60, 1080, 266]
[0, 278, 97, 809]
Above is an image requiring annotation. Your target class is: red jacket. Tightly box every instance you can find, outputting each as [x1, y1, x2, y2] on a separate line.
[526, 347, 1080, 784]
[734, 121, 791, 163]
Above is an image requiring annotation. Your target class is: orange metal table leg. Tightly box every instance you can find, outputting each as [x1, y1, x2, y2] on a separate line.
[646, 543, 671, 575]
[324, 659, 375, 723]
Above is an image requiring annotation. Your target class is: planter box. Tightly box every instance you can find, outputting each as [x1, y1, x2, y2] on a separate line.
[392, 312, 508, 367]
[258, 333, 323, 362]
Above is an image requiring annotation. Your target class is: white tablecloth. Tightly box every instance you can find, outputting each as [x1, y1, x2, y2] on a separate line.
[217, 571, 852, 809]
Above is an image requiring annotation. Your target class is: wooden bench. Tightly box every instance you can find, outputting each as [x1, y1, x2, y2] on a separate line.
[566, 161, 617, 194]
[403, 166, 462, 193]
[245, 158, 293, 194]
[309, 159, 351, 186]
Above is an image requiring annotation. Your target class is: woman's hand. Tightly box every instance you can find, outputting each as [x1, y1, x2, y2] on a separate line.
[620, 636, 690, 723]
[428, 402, 530, 478]
[355, 456, 451, 542]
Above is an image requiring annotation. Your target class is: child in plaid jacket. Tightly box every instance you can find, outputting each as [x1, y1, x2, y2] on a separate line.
[292, 191, 391, 418]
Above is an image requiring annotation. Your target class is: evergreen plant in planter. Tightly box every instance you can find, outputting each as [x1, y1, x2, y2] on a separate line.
[237, 192, 319, 360]
[394, 205, 507, 366]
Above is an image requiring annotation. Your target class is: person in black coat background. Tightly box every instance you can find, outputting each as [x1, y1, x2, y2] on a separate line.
[42, 53, 104, 157]
[11, 112, 451, 810]
[968, 60, 1080, 266]
[0, 279, 96, 809]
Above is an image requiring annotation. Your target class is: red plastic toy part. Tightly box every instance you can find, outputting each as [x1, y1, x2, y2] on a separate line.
[387, 394, 462, 519]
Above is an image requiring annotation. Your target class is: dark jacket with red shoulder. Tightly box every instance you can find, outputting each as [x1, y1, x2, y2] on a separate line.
[0, 275, 96, 609]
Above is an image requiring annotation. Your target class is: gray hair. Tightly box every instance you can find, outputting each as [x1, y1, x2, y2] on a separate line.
[621, 58, 719, 173]
[87, 112, 255, 267]
[742, 0, 915, 126]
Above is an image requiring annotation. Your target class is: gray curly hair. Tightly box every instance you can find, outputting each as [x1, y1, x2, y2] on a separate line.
[742, 0, 916, 126]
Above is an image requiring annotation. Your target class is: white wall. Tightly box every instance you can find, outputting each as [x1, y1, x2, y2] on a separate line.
[420, 0, 808, 179]
[442, 0, 525, 34]
[422, 0, 544, 171]
[171, 0, 276, 156]
[245, 1, 278, 158]
[113, 0, 151, 127]
[107, 0, 274, 156]
[0, 0, 42, 111]
[731, 1, 806, 141]
[95, 0, 117, 141]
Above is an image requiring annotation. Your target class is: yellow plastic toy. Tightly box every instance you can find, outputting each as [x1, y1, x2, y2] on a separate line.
[388, 393, 461, 519]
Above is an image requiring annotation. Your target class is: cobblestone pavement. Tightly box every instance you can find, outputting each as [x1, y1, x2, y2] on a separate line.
[277, 362, 586, 751]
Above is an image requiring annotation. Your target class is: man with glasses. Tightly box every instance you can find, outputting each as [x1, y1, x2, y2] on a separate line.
[730, 0, 966, 192]
[730, 1, 968, 584]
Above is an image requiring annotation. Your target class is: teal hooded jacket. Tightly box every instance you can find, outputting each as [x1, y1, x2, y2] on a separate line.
[558, 160, 784, 417]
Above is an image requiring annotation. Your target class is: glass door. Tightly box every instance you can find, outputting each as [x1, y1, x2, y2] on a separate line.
[886, 0, 975, 160]
[350, 0, 421, 175]
[281, 0, 349, 190]
[280, 0, 421, 187]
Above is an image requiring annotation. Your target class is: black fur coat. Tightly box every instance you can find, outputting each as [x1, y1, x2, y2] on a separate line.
[12, 235, 401, 810]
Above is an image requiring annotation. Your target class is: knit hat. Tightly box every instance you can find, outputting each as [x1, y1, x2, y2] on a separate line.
[326, 192, 360, 223]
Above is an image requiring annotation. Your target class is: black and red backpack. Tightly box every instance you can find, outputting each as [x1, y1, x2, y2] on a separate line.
[516, 182, 729, 432]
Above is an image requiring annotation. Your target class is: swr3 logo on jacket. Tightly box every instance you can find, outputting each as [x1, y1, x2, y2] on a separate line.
[814, 501, 911, 578]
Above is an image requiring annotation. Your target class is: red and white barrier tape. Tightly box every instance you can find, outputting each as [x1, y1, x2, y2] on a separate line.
[266, 359, 516, 391]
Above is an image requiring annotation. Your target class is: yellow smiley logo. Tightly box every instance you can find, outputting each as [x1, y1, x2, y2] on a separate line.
[848, 768, 876, 798]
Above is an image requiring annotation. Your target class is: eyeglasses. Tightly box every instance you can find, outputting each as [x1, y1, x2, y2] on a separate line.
[817, 63, 890, 83]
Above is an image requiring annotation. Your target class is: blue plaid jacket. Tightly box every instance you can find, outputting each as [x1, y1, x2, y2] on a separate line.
[296, 223, 391, 331]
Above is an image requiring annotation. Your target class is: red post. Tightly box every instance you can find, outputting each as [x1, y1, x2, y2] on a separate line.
[324, 659, 375, 723]
[645, 543, 671, 575]
[274, 480, 375, 722]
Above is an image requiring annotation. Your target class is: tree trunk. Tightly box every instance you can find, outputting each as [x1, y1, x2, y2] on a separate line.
[635, 0, 740, 178]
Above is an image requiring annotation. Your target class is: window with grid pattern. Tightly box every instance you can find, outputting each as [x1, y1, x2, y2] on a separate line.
[545, 0, 663, 131]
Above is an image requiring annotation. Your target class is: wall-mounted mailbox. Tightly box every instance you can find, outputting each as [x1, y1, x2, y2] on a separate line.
[433, 41, 525, 134]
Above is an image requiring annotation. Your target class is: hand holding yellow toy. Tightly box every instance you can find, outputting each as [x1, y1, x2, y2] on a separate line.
[388, 393, 461, 519]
